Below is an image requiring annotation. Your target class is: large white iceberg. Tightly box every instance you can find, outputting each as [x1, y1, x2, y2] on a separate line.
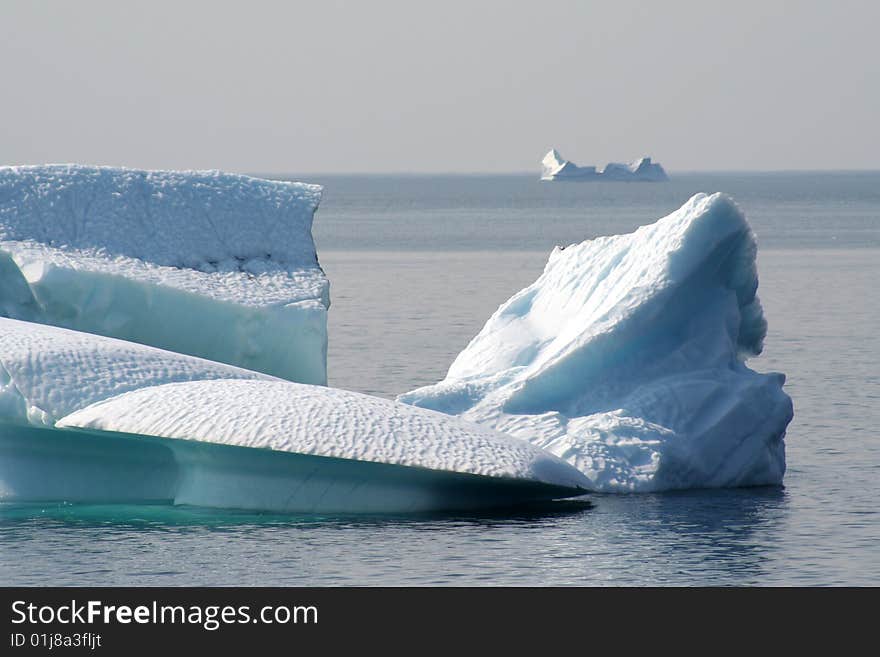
[0, 165, 328, 384]
[0, 165, 792, 511]
[400, 193, 793, 492]
[541, 149, 668, 182]
[0, 318, 588, 512]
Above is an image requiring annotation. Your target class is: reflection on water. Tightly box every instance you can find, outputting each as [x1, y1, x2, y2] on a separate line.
[0, 489, 796, 586]
[589, 489, 789, 584]
[0, 498, 595, 527]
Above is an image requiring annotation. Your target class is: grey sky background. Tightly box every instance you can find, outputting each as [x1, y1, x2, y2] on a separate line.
[2, 1, 878, 173]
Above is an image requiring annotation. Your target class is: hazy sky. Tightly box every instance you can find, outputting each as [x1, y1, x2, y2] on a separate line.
[2, 1, 878, 173]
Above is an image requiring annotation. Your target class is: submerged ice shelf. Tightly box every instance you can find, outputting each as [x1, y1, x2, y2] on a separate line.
[0, 165, 328, 384]
[400, 193, 793, 492]
[0, 319, 588, 513]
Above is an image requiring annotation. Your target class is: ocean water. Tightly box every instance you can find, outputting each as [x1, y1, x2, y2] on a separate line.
[2, 173, 878, 586]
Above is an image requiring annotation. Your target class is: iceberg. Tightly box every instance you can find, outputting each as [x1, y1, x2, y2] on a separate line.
[0, 164, 792, 511]
[0, 318, 588, 513]
[0, 165, 328, 385]
[400, 193, 793, 492]
[541, 149, 668, 182]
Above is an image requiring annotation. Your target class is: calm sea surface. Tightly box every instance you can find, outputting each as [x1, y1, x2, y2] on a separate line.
[2, 173, 878, 585]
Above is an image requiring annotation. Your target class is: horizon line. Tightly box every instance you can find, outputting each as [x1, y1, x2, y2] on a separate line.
[5, 163, 879, 177]
[252, 167, 880, 177]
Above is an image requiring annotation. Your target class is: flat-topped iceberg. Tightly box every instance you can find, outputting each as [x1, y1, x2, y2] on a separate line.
[400, 193, 793, 492]
[0, 165, 328, 384]
[0, 318, 588, 512]
[541, 149, 668, 182]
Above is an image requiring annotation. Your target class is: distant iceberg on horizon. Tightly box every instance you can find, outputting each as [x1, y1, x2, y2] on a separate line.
[541, 149, 668, 182]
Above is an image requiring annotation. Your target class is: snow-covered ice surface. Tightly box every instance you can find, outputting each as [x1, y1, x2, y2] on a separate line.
[0, 317, 268, 425]
[0, 319, 588, 512]
[541, 149, 668, 182]
[0, 165, 328, 384]
[400, 193, 793, 492]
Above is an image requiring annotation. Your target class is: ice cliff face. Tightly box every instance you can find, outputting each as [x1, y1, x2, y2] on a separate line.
[400, 193, 793, 492]
[0, 165, 328, 384]
[541, 150, 668, 181]
[0, 318, 588, 512]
